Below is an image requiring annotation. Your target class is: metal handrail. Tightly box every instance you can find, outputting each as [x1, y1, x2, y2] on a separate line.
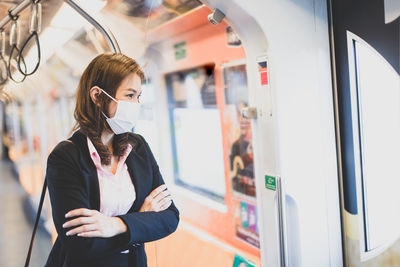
[64, 0, 121, 53]
[277, 176, 288, 267]
[0, 0, 31, 30]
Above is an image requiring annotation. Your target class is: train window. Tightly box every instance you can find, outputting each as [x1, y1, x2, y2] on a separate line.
[165, 64, 226, 203]
[349, 34, 400, 255]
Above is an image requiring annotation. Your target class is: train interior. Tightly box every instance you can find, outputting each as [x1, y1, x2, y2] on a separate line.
[0, 0, 399, 267]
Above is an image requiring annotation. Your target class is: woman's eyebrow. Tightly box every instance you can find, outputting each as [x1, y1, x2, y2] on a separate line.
[125, 88, 141, 94]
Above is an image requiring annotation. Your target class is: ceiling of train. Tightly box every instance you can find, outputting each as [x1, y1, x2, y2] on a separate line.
[0, 0, 204, 91]
[105, 0, 202, 30]
[0, 0, 207, 99]
[0, 0, 203, 55]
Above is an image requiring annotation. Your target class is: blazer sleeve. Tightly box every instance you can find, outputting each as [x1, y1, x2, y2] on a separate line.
[46, 142, 130, 262]
[117, 136, 180, 245]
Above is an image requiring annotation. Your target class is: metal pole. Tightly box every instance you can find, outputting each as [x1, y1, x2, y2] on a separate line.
[277, 177, 288, 267]
[64, 0, 121, 53]
[0, 0, 31, 30]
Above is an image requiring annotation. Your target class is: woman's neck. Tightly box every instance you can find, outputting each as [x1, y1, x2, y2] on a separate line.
[101, 130, 114, 152]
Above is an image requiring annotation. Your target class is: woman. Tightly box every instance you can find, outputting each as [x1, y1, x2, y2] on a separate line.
[45, 53, 179, 267]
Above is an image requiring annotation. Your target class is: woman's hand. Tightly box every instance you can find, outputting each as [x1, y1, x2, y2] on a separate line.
[62, 208, 127, 238]
[139, 184, 172, 212]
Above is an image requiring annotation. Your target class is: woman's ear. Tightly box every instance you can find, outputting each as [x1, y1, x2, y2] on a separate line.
[89, 86, 101, 105]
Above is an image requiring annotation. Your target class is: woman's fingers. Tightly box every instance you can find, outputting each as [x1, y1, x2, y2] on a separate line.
[63, 216, 96, 228]
[149, 184, 167, 199]
[153, 189, 171, 203]
[159, 199, 172, 211]
[151, 192, 171, 210]
[63, 208, 99, 236]
[66, 223, 97, 236]
[65, 208, 95, 218]
[155, 196, 172, 211]
[77, 230, 102, 238]
[157, 195, 172, 205]
[139, 184, 173, 212]
[62, 209, 124, 238]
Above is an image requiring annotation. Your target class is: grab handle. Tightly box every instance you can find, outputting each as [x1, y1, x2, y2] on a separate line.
[276, 176, 288, 267]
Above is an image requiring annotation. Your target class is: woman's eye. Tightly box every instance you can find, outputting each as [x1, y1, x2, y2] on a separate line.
[127, 94, 134, 99]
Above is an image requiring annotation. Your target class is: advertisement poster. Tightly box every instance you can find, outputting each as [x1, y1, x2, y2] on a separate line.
[223, 64, 256, 199]
[234, 199, 260, 248]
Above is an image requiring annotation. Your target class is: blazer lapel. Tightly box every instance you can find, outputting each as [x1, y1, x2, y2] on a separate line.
[126, 147, 151, 212]
[70, 130, 101, 211]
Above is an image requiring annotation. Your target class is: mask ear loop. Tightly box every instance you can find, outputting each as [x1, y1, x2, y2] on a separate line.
[98, 88, 118, 120]
[100, 88, 118, 103]
[17, 0, 41, 76]
[0, 30, 8, 85]
[7, 10, 27, 83]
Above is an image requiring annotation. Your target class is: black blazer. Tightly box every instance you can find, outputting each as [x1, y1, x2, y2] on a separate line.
[45, 130, 180, 267]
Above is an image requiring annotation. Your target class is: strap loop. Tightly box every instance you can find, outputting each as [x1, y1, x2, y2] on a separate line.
[18, 31, 40, 76]
[8, 45, 27, 83]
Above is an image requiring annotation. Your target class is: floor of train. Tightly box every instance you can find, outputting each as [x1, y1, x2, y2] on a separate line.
[0, 160, 52, 267]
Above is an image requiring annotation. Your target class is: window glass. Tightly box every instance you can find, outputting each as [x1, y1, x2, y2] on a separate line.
[353, 40, 400, 251]
[165, 65, 226, 202]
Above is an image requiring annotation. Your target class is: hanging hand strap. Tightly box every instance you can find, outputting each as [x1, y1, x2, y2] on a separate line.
[7, 9, 27, 83]
[24, 177, 47, 267]
[17, 31, 40, 76]
[18, 1, 42, 76]
[8, 44, 27, 83]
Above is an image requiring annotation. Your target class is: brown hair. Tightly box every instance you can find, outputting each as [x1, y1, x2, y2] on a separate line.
[73, 53, 145, 165]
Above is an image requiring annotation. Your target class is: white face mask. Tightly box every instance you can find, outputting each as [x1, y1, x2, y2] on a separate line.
[100, 89, 141, 134]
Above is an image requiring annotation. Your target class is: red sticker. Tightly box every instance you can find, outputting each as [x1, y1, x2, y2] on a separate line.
[259, 67, 267, 72]
[260, 71, 268, 85]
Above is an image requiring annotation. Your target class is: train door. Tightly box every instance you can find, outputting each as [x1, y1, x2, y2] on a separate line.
[134, 6, 266, 266]
[330, 0, 400, 266]
[107, 0, 342, 266]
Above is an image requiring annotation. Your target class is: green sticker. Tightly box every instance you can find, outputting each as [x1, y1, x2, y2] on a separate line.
[233, 254, 256, 267]
[265, 175, 276, 191]
[174, 41, 186, 60]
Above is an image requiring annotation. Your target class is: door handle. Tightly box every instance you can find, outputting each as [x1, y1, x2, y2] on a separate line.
[277, 176, 288, 267]
[241, 107, 257, 119]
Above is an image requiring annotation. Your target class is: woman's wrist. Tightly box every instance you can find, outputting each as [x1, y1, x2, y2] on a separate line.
[113, 217, 128, 234]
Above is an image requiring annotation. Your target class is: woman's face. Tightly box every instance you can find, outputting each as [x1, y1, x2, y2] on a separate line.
[107, 73, 142, 118]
